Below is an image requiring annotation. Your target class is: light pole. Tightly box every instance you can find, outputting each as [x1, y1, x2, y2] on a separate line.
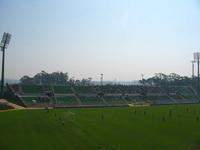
[194, 52, 200, 94]
[191, 60, 195, 78]
[100, 73, 103, 86]
[141, 74, 144, 85]
[0, 33, 11, 98]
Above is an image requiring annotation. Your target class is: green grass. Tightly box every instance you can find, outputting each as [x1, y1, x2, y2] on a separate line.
[1, 105, 200, 150]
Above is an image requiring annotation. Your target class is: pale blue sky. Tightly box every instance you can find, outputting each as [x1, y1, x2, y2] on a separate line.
[0, 0, 200, 81]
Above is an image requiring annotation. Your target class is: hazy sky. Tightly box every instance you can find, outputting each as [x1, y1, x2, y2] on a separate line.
[0, 0, 200, 81]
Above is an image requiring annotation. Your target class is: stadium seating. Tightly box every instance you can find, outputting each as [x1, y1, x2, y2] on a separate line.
[0, 104, 13, 110]
[120, 85, 141, 93]
[100, 85, 122, 93]
[7, 84, 200, 107]
[79, 96, 104, 105]
[21, 96, 50, 107]
[147, 95, 173, 104]
[53, 86, 72, 93]
[21, 85, 43, 94]
[73, 86, 100, 94]
[103, 96, 126, 105]
[146, 86, 162, 93]
[55, 96, 78, 106]
[164, 86, 195, 95]
[178, 95, 199, 103]
[124, 95, 144, 103]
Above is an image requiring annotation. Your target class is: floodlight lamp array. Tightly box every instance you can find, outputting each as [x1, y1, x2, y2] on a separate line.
[194, 52, 200, 61]
[0, 32, 11, 49]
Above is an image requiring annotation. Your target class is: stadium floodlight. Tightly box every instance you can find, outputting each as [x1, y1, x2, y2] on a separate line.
[141, 74, 144, 85]
[193, 52, 200, 94]
[100, 73, 103, 86]
[194, 52, 200, 61]
[0, 32, 11, 98]
[191, 60, 195, 78]
[0, 32, 11, 49]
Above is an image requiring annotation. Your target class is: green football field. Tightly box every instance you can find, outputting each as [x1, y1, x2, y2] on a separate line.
[1, 105, 200, 150]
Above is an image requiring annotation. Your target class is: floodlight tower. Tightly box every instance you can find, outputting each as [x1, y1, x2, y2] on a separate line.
[0, 33, 11, 98]
[141, 74, 144, 85]
[194, 52, 200, 94]
[100, 73, 103, 86]
[191, 60, 195, 78]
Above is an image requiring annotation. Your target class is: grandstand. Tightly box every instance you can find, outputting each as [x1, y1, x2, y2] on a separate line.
[7, 84, 200, 108]
[21, 85, 43, 94]
[103, 95, 127, 106]
[55, 95, 79, 107]
[73, 85, 100, 94]
[147, 94, 173, 104]
[20, 95, 51, 107]
[0, 103, 13, 110]
[53, 85, 73, 93]
[78, 96, 104, 106]
[124, 94, 144, 103]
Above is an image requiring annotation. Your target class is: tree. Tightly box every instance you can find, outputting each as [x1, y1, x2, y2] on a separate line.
[20, 75, 34, 85]
[140, 73, 194, 87]
[20, 71, 69, 85]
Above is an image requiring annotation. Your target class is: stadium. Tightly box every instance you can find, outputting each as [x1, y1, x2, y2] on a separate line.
[1, 79, 200, 149]
[1, 1, 200, 150]
[5, 84, 200, 108]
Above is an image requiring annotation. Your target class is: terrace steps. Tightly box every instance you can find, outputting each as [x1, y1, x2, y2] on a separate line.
[7, 84, 200, 107]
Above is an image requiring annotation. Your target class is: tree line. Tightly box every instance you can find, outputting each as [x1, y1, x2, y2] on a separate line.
[20, 71, 92, 86]
[20, 71, 197, 88]
[139, 73, 196, 87]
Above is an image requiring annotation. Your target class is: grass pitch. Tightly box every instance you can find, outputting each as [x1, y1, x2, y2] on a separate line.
[1, 105, 200, 150]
